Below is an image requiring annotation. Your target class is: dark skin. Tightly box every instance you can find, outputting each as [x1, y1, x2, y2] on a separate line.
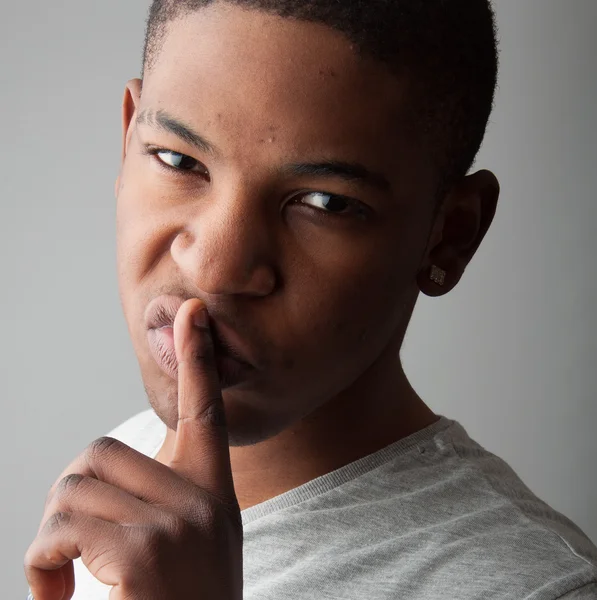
[25, 3, 499, 598]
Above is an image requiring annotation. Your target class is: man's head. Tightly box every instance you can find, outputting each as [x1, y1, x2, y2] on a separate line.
[115, 0, 500, 446]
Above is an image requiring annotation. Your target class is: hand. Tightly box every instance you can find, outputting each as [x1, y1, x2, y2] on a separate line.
[24, 300, 243, 600]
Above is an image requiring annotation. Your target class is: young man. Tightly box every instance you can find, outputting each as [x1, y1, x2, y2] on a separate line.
[24, 1, 597, 599]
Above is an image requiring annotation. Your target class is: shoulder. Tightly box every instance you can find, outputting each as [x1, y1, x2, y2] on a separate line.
[555, 583, 597, 599]
[432, 421, 597, 598]
[105, 408, 166, 458]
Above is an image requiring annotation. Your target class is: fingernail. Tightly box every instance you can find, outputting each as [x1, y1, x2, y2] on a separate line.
[193, 307, 209, 329]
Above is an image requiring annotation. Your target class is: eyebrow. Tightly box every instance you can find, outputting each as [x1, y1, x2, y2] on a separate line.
[279, 161, 392, 194]
[137, 109, 220, 157]
[137, 109, 392, 194]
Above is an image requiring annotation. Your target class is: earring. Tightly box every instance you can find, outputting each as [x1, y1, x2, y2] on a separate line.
[430, 265, 446, 286]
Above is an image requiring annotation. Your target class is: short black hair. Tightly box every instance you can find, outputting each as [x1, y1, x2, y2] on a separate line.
[142, 0, 499, 195]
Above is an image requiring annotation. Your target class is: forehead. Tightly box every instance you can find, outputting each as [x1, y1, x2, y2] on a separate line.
[140, 4, 430, 197]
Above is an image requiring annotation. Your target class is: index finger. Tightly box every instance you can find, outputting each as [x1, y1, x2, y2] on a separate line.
[169, 299, 236, 502]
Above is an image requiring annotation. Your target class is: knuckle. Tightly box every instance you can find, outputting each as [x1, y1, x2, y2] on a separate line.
[45, 511, 72, 534]
[198, 398, 227, 428]
[164, 513, 189, 541]
[56, 473, 86, 496]
[193, 499, 219, 531]
[86, 436, 122, 461]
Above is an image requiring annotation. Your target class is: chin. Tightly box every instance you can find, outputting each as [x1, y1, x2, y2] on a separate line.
[142, 377, 293, 447]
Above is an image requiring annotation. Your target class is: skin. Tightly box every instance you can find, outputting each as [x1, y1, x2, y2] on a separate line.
[25, 4, 500, 596]
[25, 301, 244, 599]
[115, 2, 500, 511]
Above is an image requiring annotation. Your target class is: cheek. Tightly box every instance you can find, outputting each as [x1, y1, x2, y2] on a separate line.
[116, 158, 170, 289]
[269, 268, 408, 407]
[285, 200, 429, 385]
[288, 240, 413, 369]
[115, 216, 138, 326]
[116, 176, 156, 343]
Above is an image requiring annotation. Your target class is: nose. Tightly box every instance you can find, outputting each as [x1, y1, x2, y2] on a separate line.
[171, 188, 277, 297]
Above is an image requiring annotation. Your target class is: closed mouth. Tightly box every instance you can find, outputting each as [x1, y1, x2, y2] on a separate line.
[145, 295, 256, 370]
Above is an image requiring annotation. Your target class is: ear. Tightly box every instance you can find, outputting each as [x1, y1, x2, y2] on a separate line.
[114, 78, 143, 198]
[417, 169, 500, 297]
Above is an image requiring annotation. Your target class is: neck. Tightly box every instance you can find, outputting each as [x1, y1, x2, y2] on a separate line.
[156, 348, 437, 511]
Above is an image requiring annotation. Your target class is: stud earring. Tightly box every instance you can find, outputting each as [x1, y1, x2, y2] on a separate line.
[429, 265, 446, 286]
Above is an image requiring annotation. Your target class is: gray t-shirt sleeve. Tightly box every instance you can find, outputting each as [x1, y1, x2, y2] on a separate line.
[555, 583, 597, 598]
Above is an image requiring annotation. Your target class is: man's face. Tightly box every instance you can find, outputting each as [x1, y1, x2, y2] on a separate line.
[116, 3, 438, 446]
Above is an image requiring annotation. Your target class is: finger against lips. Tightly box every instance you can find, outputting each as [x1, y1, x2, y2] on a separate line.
[39, 474, 163, 535]
[170, 299, 236, 501]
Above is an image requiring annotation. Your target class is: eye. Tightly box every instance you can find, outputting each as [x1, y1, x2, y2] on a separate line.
[156, 150, 204, 173]
[293, 191, 368, 219]
[145, 146, 208, 177]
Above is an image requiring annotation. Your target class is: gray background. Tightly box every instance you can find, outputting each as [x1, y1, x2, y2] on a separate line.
[2, 1, 596, 596]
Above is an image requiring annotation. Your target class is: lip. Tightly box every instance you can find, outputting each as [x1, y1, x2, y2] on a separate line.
[145, 295, 187, 331]
[144, 294, 257, 387]
[147, 326, 254, 387]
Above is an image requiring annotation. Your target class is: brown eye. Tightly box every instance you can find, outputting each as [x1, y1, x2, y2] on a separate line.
[155, 150, 206, 174]
[301, 192, 350, 213]
[295, 191, 368, 219]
